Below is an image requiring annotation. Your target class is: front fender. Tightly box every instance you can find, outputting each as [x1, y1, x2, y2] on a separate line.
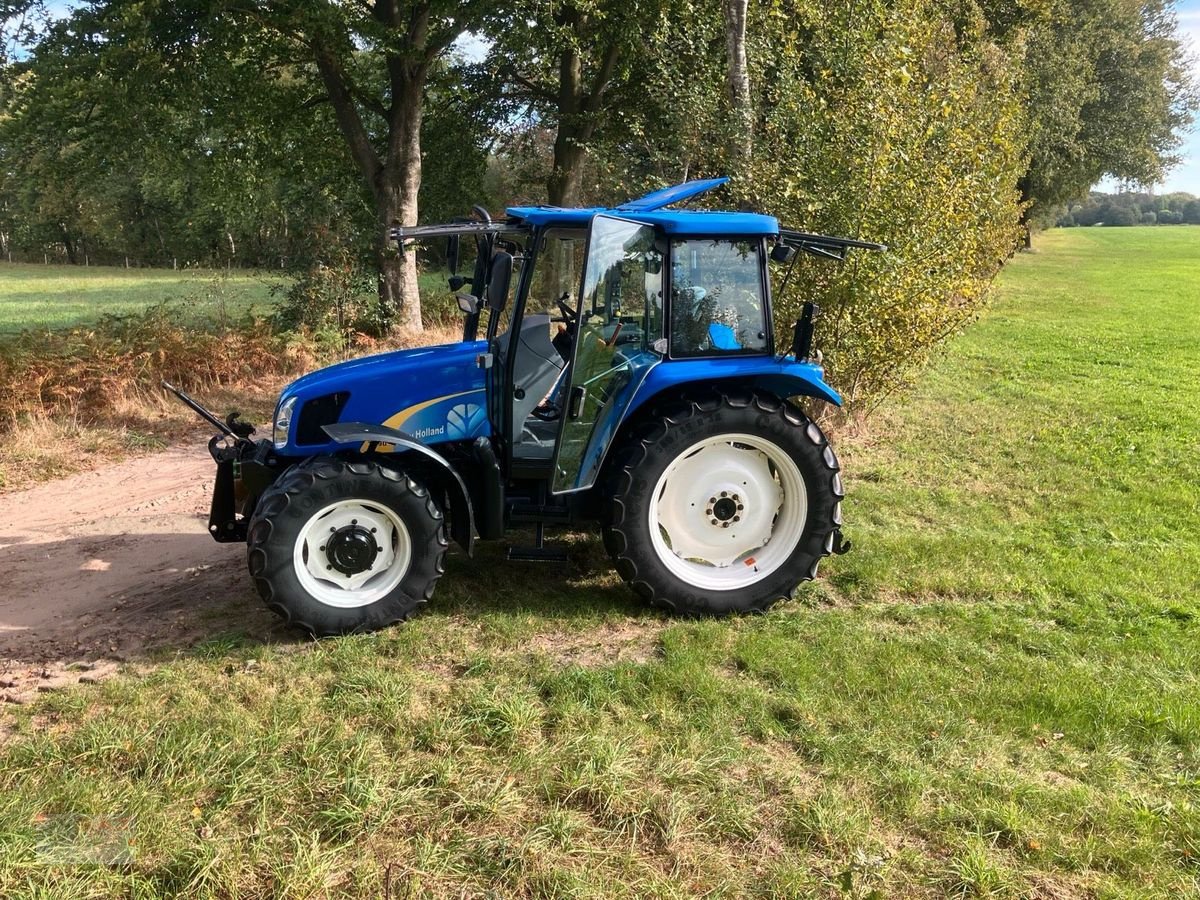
[322, 422, 475, 556]
[625, 355, 842, 418]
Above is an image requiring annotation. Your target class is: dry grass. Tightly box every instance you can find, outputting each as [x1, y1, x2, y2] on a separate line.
[0, 308, 464, 491]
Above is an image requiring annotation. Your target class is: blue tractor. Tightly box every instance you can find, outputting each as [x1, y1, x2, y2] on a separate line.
[172, 178, 883, 635]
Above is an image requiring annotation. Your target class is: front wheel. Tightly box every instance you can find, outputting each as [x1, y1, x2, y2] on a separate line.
[246, 457, 448, 636]
[602, 390, 844, 615]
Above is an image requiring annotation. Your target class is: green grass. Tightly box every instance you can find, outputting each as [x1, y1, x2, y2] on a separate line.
[2, 227, 1199, 897]
[0, 262, 458, 333]
[0, 263, 282, 333]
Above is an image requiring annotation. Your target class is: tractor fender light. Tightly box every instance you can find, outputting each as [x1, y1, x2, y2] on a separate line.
[273, 396, 298, 449]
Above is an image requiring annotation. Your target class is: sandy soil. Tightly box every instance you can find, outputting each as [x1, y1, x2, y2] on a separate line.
[0, 445, 286, 702]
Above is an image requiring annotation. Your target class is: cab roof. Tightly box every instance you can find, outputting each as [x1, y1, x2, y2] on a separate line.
[505, 177, 781, 237]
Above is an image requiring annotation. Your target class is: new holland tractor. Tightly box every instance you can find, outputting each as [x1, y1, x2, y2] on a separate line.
[169, 178, 883, 635]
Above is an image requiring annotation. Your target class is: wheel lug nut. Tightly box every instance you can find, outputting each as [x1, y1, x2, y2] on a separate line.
[319, 545, 325, 551]
[351, 519, 357, 525]
[711, 519, 719, 526]
[720, 491, 728, 498]
[737, 504, 744, 510]
[370, 527, 377, 533]
[326, 565, 332, 570]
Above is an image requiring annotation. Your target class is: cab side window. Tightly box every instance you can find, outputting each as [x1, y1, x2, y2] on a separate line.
[669, 239, 768, 357]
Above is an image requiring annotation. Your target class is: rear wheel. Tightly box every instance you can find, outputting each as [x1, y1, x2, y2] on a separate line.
[247, 457, 447, 636]
[602, 389, 843, 615]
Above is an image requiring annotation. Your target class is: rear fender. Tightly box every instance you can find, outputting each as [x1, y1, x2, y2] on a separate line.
[322, 422, 475, 556]
[624, 356, 842, 418]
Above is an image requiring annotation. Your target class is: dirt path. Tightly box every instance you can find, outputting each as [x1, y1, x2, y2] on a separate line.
[0, 445, 285, 701]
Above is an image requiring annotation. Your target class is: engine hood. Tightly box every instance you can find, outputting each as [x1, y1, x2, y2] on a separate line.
[274, 339, 491, 454]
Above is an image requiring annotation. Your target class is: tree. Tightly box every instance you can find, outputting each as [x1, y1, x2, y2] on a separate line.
[484, 0, 666, 206]
[2, 0, 499, 327]
[1105, 206, 1137, 226]
[739, 0, 1025, 403]
[0, 2, 373, 269]
[722, 0, 752, 167]
[1184, 200, 1200, 225]
[232, 0, 495, 328]
[995, 0, 1197, 244]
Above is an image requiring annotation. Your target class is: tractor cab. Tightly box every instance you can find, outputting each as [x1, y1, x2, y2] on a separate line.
[179, 177, 883, 636]
[393, 177, 879, 500]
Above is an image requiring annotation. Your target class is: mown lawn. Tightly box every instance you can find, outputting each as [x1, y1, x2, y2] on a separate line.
[0, 262, 456, 333]
[2, 227, 1198, 898]
[0, 263, 281, 333]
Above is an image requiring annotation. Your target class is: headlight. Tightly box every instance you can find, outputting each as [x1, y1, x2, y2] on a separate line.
[273, 396, 298, 449]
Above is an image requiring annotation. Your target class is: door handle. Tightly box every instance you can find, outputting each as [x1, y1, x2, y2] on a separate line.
[568, 386, 587, 419]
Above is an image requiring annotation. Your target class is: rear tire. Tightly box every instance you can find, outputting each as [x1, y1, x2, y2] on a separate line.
[602, 389, 843, 615]
[247, 456, 447, 636]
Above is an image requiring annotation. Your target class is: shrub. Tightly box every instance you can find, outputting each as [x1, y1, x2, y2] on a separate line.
[273, 249, 383, 343]
[1158, 209, 1183, 225]
[1105, 207, 1137, 226]
[740, 0, 1024, 406]
[1141, 211, 1158, 225]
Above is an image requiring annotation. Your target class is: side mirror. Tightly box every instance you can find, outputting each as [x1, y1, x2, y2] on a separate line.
[487, 251, 513, 312]
[456, 293, 479, 315]
[770, 242, 797, 264]
[447, 235, 461, 275]
[448, 274, 472, 291]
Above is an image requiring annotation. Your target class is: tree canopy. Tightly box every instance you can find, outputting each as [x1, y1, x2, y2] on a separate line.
[0, 0, 1194, 399]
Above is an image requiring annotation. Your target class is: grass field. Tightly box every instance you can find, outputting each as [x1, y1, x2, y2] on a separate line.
[0, 262, 455, 333]
[0, 263, 282, 333]
[2, 227, 1199, 897]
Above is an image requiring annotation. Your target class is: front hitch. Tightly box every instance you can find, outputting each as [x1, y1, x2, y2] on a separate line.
[162, 380, 280, 543]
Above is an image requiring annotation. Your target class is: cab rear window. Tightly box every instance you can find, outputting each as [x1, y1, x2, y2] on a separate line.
[669, 239, 768, 357]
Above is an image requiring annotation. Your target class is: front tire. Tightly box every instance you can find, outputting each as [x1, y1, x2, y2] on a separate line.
[247, 456, 447, 636]
[602, 389, 844, 615]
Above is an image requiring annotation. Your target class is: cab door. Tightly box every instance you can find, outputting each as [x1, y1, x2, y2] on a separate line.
[552, 215, 664, 493]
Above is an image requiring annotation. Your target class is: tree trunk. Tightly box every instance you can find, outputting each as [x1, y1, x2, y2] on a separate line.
[61, 227, 77, 265]
[376, 75, 424, 330]
[548, 135, 587, 207]
[545, 10, 620, 207]
[1017, 174, 1033, 250]
[314, 33, 424, 333]
[723, 0, 753, 166]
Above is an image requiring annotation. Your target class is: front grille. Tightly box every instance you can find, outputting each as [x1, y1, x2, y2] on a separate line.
[295, 392, 350, 445]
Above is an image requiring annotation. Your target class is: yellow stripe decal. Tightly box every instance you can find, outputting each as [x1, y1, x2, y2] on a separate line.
[380, 389, 483, 431]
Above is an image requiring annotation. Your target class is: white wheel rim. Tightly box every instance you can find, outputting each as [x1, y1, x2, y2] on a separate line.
[648, 433, 808, 591]
[292, 500, 412, 609]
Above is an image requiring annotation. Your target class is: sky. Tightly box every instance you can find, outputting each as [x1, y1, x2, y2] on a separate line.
[8, 1, 1200, 195]
[1162, 1, 1200, 194]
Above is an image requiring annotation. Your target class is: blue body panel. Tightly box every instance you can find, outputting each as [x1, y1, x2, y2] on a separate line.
[274, 340, 490, 456]
[508, 177, 776, 235]
[626, 355, 842, 414]
[618, 177, 729, 210]
[506, 206, 780, 236]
